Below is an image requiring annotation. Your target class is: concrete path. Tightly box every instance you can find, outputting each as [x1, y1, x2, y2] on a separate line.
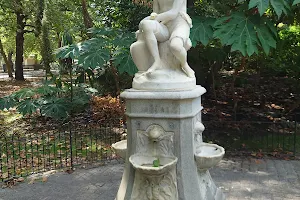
[0, 158, 300, 200]
[0, 69, 58, 80]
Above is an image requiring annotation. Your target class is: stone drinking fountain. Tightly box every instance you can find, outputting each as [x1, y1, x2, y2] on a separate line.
[112, 0, 225, 199]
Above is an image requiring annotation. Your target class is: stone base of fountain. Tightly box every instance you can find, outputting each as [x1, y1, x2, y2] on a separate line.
[198, 171, 225, 200]
[114, 86, 225, 200]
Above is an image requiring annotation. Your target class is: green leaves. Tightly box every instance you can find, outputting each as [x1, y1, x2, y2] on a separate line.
[17, 99, 39, 116]
[249, 0, 269, 16]
[213, 12, 277, 56]
[41, 98, 69, 119]
[0, 89, 38, 115]
[56, 44, 80, 60]
[56, 38, 110, 70]
[248, 0, 291, 17]
[36, 85, 61, 96]
[270, 0, 290, 17]
[0, 96, 16, 110]
[214, 13, 256, 56]
[0, 80, 94, 120]
[114, 49, 137, 75]
[293, 0, 300, 6]
[78, 38, 110, 70]
[13, 88, 36, 99]
[190, 17, 215, 46]
[55, 27, 137, 75]
[256, 24, 277, 54]
[190, 0, 299, 57]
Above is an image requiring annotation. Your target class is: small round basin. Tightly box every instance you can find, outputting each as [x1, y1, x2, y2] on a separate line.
[112, 140, 127, 159]
[195, 143, 225, 172]
[129, 154, 178, 176]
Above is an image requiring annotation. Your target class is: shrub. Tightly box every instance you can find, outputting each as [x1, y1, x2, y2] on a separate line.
[90, 95, 125, 123]
[0, 80, 96, 120]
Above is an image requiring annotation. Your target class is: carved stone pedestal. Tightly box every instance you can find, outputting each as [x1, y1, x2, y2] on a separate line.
[115, 86, 225, 200]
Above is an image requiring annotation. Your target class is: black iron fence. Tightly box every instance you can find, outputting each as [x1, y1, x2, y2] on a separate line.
[202, 117, 300, 156]
[0, 122, 126, 182]
[1, 115, 299, 182]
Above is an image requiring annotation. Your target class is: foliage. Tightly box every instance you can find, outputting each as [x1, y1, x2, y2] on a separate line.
[257, 25, 300, 78]
[190, 0, 300, 56]
[40, 2, 53, 73]
[90, 95, 124, 123]
[214, 13, 277, 56]
[91, 0, 150, 31]
[35, 0, 45, 36]
[190, 16, 215, 46]
[50, 0, 148, 95]
[0, 79, 96, 120]
[56, 27, 137, 75]
[0, 0, 48, 79]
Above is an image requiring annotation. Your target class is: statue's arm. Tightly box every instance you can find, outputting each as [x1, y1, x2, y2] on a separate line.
[155, 0, 184, 24]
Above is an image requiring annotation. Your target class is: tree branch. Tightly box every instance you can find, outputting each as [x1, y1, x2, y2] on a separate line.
[23, 29, 35, 33]
[24, 24, 36, 28]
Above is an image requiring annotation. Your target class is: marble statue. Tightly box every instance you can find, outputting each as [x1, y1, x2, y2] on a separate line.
[112, 1, 226, 199]
[130, 0, 195, 78]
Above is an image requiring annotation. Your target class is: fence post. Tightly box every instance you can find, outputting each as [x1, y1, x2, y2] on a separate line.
[294, 113, 299, 156]
[69, 123, 73, 169]
[0, 135, 3, 182]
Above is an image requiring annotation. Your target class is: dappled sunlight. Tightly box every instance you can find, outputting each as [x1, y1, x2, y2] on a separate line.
[211, 159, 300, 199]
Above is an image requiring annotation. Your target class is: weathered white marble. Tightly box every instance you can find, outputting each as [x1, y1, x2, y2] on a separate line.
[113, 86, 225, 200]
[112, 140, 127, 159]
[195, 143, 225, 172]
[113, 0, 225, 199]
[130, 0, 195, 91]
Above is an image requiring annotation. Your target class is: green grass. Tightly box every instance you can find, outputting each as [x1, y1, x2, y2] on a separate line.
[0, 132, 115, 180]
[205, 132, 300, 154]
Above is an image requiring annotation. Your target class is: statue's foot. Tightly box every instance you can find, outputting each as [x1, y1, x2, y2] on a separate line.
[182, 63, 195, 78]
[140, 60, 161, 77]
[147, 60, 161, 73]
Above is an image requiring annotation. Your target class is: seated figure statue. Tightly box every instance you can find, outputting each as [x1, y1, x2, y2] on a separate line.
[130, 0, 195, 80]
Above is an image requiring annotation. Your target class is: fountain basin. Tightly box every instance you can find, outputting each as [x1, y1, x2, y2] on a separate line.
[112, 140, 127, 159]
[195, 143, 225, 172]
[129, 154, 178, 176]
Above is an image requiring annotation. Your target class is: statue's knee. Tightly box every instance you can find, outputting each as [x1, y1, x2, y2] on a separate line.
[130, 42, 136, 52]
[139, 20, 154, 32]
[170, 38, 183, 53]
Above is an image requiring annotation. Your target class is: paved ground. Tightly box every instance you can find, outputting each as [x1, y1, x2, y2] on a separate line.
[0, 69, 58, 80]
[1, 158, 299, 200]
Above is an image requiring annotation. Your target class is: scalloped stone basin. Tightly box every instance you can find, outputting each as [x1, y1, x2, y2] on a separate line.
[195, 143, 225, 172]
[129, 154, 178, 176]
[112, 140, 127, 159]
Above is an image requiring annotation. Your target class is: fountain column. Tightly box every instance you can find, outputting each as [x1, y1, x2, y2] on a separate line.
[113, 86, 225, 200]
[112, 0, 225, 199]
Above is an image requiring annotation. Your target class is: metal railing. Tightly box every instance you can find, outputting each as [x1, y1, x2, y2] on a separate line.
[1, 114, 299, 182]
[202, 116, 300, 156]
[0, 122, 126, 182]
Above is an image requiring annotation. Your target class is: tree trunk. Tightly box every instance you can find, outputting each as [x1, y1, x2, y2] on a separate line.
[15, 11, 25, 81]
[81, 0, 93, 29]
[109, 59, 120, 96]
[8, 51, 14, 72]
[41, 21, 52, 74]
[0, 39, 13, 78]
[57, 32, 61, 48]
